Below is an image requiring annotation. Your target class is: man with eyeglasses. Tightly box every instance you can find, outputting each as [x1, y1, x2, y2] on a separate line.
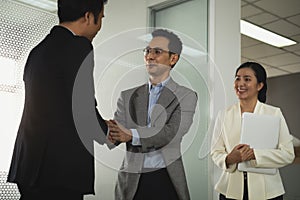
[108, 29, 198, 200]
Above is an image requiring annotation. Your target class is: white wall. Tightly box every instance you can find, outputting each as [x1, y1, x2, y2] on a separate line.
[88, 1, 149, 200]
[209, 0, 241, 107]
[208, 0, 241, 199]
[93, 0, 148, 45]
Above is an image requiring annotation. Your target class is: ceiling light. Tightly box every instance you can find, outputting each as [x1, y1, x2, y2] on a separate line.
[14, 0, 57, 13]
[240, 20, 297, 48]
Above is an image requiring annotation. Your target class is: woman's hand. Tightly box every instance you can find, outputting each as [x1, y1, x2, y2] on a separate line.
[226, 144, 255, 167]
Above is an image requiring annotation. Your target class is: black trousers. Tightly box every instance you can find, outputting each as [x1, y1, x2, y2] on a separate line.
[133, 168, 179, 200]
[220, 193, 283, 200]
[219, 172, 283, 200]
[18, 184, 84, 200]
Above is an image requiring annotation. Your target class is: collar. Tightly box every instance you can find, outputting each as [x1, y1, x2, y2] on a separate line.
[58, 25, 76, 36]
[148, 76, 170, 92]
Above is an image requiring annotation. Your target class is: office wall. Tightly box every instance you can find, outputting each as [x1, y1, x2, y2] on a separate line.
[267, 73, 300, 138]
[267, 73, 300, 200]
[209, 0, 241, 199]
[88, 1, 149, 200]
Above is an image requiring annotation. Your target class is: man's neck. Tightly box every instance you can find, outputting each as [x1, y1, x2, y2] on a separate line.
[59, 24, 76, 35]
[59, 19, 85, 37]
[149, 74, 169, 86]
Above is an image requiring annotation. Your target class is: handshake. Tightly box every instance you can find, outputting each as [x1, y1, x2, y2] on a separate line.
[105, 120, 133, 144]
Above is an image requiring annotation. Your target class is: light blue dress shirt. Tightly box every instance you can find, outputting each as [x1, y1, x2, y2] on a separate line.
[131, 77, 170, 168]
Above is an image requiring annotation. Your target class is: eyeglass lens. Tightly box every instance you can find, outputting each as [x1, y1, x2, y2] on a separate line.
[143, 48, 165, 56]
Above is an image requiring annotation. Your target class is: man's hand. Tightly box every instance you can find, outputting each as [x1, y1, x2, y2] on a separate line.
[105, 120, 116, 144]
[107, 120, 132, 143]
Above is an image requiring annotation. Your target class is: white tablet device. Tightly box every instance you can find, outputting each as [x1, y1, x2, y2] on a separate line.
[238, 112, 280, 175]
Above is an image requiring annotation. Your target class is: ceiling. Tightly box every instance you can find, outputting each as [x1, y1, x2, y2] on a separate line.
[241, 0, 300, 77]
[10, 0, 300, 78]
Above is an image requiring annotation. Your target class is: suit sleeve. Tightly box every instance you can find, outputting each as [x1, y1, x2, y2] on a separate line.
[252, 109, 295, 168]
[114, 91, 127, 127]
[72, 41, 108, 145]
[95, 99, 108, 135]
[111, 90, 128, 147]
[210, 111, 237, 173]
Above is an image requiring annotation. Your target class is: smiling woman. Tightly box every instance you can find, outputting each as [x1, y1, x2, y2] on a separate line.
[211, 62, 295, 200]
[234, 62, 267, 113]
[234, 68, 264, 110]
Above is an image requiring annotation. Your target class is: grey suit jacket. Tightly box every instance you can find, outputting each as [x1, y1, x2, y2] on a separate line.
[113, 77, 197, 200]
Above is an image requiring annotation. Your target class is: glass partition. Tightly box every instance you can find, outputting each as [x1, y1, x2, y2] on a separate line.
[151, 0, 211, 199]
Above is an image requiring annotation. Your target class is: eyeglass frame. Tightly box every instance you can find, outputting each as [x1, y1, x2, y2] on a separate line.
[142, 47, 175, 57]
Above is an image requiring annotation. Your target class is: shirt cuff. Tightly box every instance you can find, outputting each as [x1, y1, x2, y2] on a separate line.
[131, 129, 141, 146]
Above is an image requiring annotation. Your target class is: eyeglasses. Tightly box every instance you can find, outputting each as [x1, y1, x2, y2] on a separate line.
[143, 47, 170, 56]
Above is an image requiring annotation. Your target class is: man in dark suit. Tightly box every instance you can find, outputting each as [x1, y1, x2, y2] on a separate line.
[7, 0, 109, 199]
[108, 29, 198, 200]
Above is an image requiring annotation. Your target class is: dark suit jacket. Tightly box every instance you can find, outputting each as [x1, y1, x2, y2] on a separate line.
[7, 26, 107, 195]
[114, 78, 198, 200]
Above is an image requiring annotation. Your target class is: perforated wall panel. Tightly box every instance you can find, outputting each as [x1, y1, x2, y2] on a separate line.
[0, 0, 58, 93]
[0, 1, 57, 199]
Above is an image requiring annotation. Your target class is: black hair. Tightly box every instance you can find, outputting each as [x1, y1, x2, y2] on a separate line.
[235, 62, 267, 103]
[58, 0, 107, 24]
[151, 29, 182, 68]
[151, 29, 182, 55]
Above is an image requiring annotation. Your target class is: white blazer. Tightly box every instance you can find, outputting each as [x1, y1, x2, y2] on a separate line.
[211, 101, 295, 200]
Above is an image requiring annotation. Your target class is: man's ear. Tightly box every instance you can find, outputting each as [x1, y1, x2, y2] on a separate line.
[170, 54, 179, 66]
[84, 12, 91, 25]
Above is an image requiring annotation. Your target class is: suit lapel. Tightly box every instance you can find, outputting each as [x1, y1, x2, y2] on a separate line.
[157, 87, 176, 108]
[130, 78, 178, 126]
[150, 78, 177, 123]
[130, 84, 149, 126]
[157, 77, 177, 109]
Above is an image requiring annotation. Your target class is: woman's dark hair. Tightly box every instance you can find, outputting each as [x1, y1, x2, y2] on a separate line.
[58, 0, 107, 24]
[235, 62, 267, 103]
